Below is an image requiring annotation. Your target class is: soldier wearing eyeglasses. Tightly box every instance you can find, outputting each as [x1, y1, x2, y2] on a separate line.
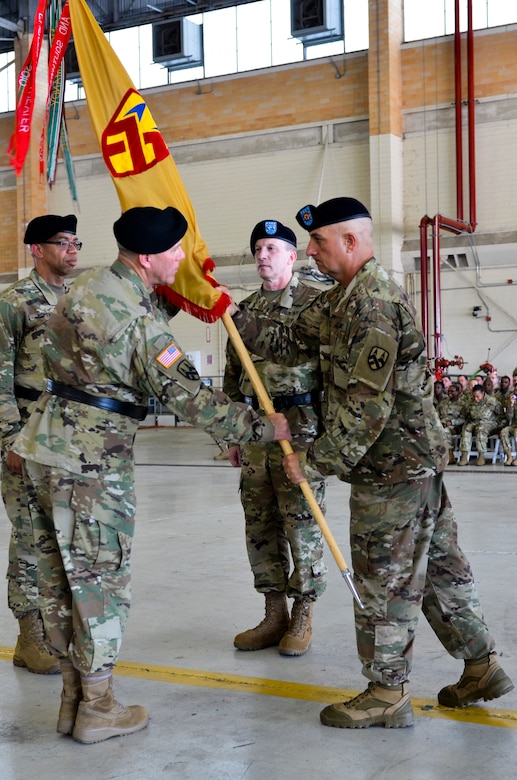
[0, 213, 81, 675]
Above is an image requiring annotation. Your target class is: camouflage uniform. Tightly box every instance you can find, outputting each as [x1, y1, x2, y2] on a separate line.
[223, 276, 327, 601]
[14, 259, 276, 676]
[494, 386, 511, 407]
[499, 395, 517, 456]
[0, 270, 70, 619]
[460, 393, 501, 453]
[436, 395, 464, 448]
[234, 257, 495, 685]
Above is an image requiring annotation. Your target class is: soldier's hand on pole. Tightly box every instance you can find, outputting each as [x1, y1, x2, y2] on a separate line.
[218, 285, 239, 316]
[268, 412, 292, 441]
[6, 450, 23, 476]
[282, 451, 304, 484]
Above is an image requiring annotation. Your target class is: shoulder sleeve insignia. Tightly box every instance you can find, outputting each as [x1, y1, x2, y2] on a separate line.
[353, 329, 396, 391]
[156, 341, 183, 368]
[367, 346, 389, 371]
[176, 360, 200, 381]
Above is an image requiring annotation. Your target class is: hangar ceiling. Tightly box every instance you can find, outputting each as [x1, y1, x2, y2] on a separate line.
[0, 0, 259, 53]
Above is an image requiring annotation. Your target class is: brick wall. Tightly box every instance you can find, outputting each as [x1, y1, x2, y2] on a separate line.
[0, 24, 516, 275]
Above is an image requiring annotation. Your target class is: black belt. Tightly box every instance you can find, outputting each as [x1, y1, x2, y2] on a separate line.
[46, 380, 148, 421]
[242, 391, 317, 412]
[14, 385, 42, 402]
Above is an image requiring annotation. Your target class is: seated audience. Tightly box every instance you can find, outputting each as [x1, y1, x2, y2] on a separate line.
[437, 383, 465, 464]
[499, 371, 517, 466]
[495, 375, 511, 405]
[433, 379, 445, 406]
[457, 374, 469, 393]
[458, 384, 502, 466]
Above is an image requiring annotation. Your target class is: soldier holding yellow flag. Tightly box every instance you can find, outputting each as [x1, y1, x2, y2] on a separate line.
[14, 206, 291, 744]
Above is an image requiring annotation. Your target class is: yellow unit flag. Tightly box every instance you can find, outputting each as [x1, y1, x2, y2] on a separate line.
[68, 0, 230, 321]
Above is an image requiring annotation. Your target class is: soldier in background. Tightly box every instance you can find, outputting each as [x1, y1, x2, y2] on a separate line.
[437, 382, 465, 464]
[227, 196, 513, 729]
[0, 214, 81, 675]
[495, 374, 512, 406]
[13, 206, 291, 745]
[499, 369, 517, 466]
[458, 383, 502, 466]
[433, 378, 445, 406]
[457, 374, 469, 394]
[223, 220, 326, 657]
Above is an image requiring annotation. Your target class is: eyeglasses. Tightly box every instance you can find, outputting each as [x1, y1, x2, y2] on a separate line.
[42, 239, 83, 251]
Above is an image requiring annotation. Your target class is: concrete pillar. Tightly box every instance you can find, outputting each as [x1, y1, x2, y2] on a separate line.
[368, 0, 404, 281]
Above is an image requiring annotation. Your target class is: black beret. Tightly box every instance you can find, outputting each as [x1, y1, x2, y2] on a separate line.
[296, 197, 371, 231]
[113, 206, 188, 254]
[24, 214, 77, 244]
[250, 220, 297, 255]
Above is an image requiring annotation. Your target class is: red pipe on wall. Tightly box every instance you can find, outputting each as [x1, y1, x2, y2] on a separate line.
[467, 0, 477, 230]
[420, 0, 476, 368]
[455, 0, 463, 221]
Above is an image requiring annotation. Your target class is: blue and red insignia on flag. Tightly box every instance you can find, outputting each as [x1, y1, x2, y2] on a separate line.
[156, 341, 183, 368]
[101, 88, 170, 178]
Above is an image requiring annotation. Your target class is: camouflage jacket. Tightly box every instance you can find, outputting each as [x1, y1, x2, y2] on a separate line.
[14, 259, 274, 476]
[223, 275, 322, 439]
[233, 256, 447, 486]
[464, 394, 502, 426]
[436, 397, 465, 428]
[0, 269, 69, 450]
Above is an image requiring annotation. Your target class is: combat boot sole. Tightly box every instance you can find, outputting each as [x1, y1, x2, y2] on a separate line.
[13, 651, 61, 675]
[438, 667, 514, 708]
[320, 683, 414, 730]
[278, 629, 312, 656]
[233, 627, 286, 651]
[320, 700, 414, 729]
[72, 701, 149, 744]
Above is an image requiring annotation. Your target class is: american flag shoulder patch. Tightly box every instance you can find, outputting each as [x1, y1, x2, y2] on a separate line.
[156, 341, 183, 368]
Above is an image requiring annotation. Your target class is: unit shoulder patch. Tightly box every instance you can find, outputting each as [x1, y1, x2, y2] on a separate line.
[352, 329, 396, 391]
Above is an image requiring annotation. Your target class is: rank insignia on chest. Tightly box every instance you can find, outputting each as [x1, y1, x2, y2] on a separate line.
[368, 346, 389, 371]
[156, 341, 183, 368]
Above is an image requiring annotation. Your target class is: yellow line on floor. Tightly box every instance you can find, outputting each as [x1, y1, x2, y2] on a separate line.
[1, 646, 516, 729]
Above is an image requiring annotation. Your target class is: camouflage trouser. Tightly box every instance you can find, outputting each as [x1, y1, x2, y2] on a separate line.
[23, 459, 136, 676]
[499, 425, 517, 450]
[239, 441, 327, 600]
[1, 457, 38, 617]
[460, 421, 498, 452]
[440, 424, 462, 449]
[350, 473, 494, 686]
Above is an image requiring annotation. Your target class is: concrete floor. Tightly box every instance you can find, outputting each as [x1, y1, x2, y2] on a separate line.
[1, 422, 516, 779]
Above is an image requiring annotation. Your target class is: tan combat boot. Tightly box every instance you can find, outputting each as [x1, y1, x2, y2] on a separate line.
[12, 610, 61, 674]
[448, 449, 456, 465]
[234, 592, 289, 650]
[476, 453, 486, 466]
[57, 661, 82, 734]
[438, 653, 514, 707]
[503, 446, 513, 465]
[278, 597, 313, 656]
[72, 671, 149, 744]
[457, 452, 469, 466]
[320, 682, 414, 729]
